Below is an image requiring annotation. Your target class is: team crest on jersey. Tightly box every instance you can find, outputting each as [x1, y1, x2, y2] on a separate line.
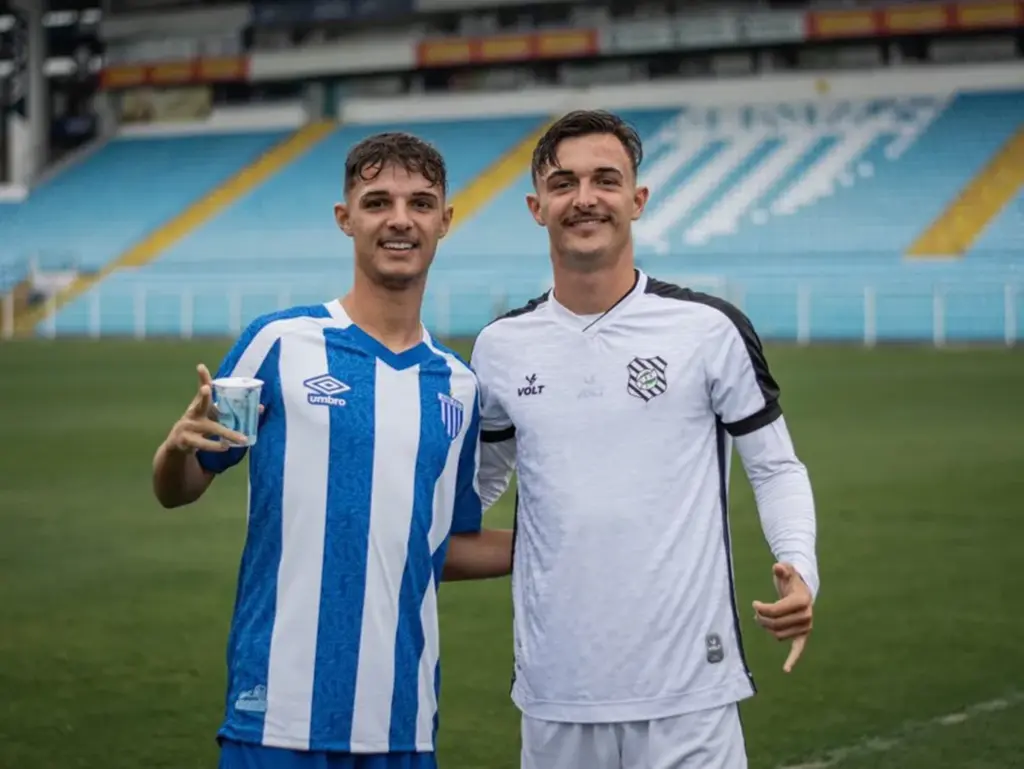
[438, 393, 465, 439]
[626, 356, 668, 402]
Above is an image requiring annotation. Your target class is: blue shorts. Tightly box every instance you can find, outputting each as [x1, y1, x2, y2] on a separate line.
[218, 739, 437, 769]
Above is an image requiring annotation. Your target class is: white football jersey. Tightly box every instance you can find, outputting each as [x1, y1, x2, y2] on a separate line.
[472, 269, 812, 724]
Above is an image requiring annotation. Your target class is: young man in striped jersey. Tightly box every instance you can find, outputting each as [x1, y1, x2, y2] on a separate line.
[152, 132, 512, 769]
[472, 110, 821, 769]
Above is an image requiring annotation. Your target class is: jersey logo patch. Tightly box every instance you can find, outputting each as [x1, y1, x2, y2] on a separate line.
[438, 393, 465, 439]
[517, 373, 545, 397]
[626, 356, 668, 402]
[706, 633, 725, 664]
[234, 684, 268, 713]
[304, 374, 351, 407]
[578, 373, 604, 400]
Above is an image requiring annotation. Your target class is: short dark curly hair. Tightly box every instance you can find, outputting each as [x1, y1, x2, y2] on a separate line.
[531, 109, 644, 184]
[344, 131, 448, 196]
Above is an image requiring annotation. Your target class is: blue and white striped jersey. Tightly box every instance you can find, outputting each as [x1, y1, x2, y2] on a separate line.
[196, 299, 482, 754]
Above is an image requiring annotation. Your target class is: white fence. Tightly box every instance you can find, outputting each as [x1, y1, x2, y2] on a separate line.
[2, 280, 1021, 347]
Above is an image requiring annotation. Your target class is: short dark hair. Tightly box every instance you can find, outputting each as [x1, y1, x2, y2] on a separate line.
[344, 131, 448, 195]
[531, 109, 644, 183]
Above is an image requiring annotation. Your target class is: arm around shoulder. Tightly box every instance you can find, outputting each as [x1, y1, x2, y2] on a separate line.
[470, 327, 518, 509]
[442, 529, 514, 581]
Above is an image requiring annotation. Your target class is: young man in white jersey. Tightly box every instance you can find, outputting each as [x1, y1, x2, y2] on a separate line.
[471, 110, 821, 768]
[151, 132, 512, 769]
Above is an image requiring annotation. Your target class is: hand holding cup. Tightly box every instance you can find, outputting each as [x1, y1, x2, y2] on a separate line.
[166, 364, 252, 454]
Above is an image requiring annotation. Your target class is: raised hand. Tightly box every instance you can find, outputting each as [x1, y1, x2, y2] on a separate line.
[165, 364, 248, 453]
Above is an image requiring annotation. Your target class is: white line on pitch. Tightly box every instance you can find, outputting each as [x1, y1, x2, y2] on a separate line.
[777, 690, 1024, 769]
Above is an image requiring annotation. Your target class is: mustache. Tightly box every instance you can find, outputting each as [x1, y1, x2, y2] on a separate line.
[563, 212, 612, 225]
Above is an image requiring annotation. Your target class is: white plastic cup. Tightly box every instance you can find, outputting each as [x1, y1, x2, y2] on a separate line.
[211, 376, 264, 447]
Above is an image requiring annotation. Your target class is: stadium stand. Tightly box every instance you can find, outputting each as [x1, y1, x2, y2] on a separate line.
[1, 31, 1021, 345]
[972, 188, 1023, 255]
[20, 85, 1021, 343]
[37, 115, 553, 337]
[447, 91, 1024, 260]
[0, 131, 291, 279]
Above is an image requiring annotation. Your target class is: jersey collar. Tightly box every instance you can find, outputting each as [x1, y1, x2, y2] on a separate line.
[323, 299, 434, 370]
[548, 269, 647, 333]
[325, 299, 349, 324]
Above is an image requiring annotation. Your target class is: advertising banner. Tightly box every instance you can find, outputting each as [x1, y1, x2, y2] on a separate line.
[807, 1, 1023, 39]
[417, 29, 597, 67]
[119, 85, 213, 124]
[100, 56, 249, 89]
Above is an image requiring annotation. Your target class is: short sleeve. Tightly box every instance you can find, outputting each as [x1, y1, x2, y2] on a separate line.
[450, 392, 483, 534]
[470, 328, 515, 444]
[196, 315, 280, 475]
[704, 304, 782, 437]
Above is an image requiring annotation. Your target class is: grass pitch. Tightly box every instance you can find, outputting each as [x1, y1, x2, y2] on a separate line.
[1, 338, 1022, 769]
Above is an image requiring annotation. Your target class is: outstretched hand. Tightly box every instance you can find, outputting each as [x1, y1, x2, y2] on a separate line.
[165, 364, 249, 453]
[753, 562, 814, 673]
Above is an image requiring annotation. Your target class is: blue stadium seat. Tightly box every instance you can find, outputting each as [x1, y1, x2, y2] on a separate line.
[136, 116, 549, 271]
[445, 92, 1024, 260]
[970, 189, 1023, 256]
[26, 90, 1024, 342]
[0, 131, 290, 279]
[45, 116, 551, 337]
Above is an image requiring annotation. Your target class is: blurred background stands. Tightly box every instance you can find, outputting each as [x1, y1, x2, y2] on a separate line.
[0, 0, 1021, 344]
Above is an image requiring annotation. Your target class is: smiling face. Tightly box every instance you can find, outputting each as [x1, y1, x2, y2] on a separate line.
[334, 133, 452, 291]
[527, 114, 649, 272]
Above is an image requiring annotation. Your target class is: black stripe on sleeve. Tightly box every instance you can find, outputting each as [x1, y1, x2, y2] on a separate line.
[482, 425, 516, 443]
[724, 401, 782, 437]
[645, 277, 783, 432]
[713, 295, 780, 407]
[484, 290, 551, 328]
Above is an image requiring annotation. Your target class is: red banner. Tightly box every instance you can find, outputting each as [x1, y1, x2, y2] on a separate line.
[806, 1, 1023, 38]
[417, 29, 597, 67]
[100, 56, 249, 90]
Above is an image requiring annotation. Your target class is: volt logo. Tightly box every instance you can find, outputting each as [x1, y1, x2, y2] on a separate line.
[517, 374, 545, 397]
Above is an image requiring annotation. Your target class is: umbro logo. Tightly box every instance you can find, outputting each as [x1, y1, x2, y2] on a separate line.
[517, 373, 545, 397]
[304, 374, 351, 407]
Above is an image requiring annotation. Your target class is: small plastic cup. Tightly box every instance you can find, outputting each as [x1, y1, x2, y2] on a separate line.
[211, 376, 264, 447]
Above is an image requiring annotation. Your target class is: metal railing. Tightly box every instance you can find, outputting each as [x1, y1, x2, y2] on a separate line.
[4, 278, 1020, 346]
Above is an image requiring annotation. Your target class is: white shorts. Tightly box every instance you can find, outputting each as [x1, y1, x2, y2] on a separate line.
[520, 704, 747, 769]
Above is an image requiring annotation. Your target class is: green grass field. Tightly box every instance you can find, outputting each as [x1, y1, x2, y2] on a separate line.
[1, 338, 1022, 769]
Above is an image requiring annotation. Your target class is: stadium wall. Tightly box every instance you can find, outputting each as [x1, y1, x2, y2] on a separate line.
[336, 61, 1024, 122]
[88, 62, 1024, 137]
